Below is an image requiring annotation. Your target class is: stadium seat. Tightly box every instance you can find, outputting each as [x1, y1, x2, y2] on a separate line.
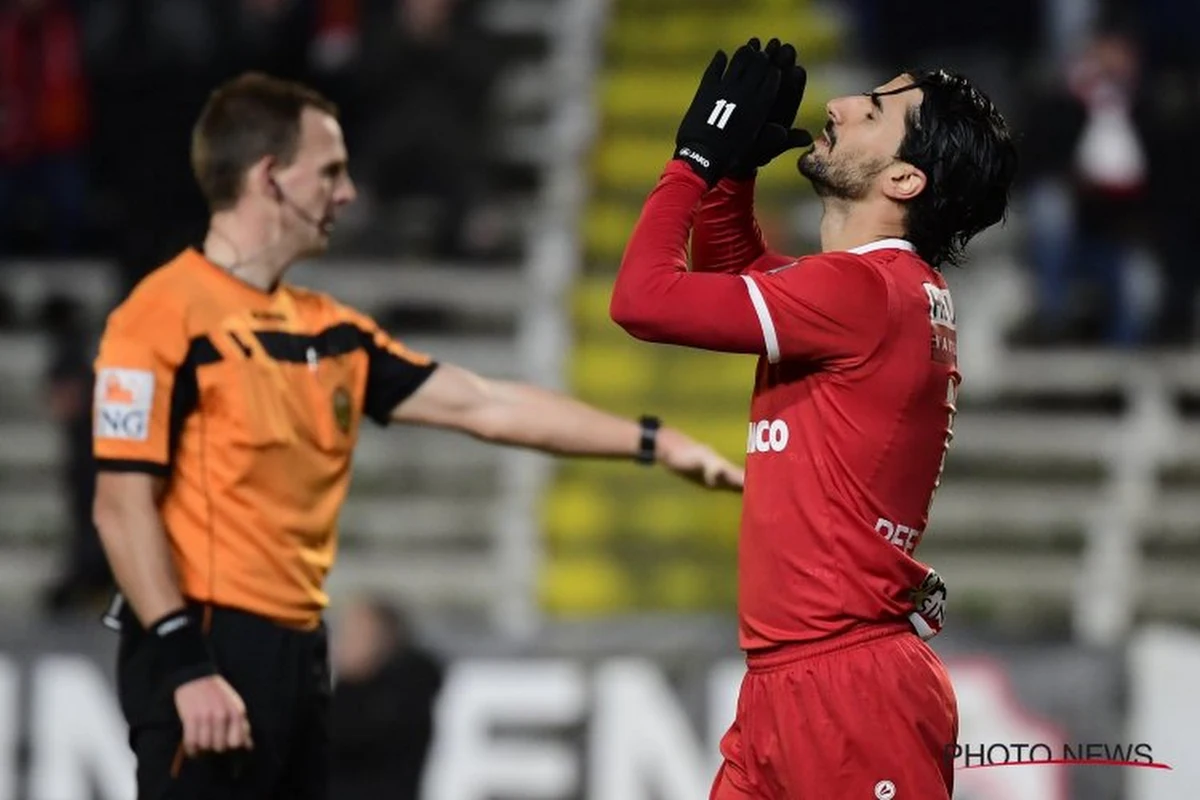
[540, 556, 636, 614]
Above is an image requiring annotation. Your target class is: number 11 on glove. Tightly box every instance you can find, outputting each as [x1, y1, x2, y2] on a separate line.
[673, 39, 781, 187]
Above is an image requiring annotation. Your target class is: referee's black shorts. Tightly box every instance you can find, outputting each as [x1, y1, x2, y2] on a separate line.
[114, 601, 331, 800]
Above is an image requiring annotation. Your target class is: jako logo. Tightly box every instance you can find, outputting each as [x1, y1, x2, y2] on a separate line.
[747, 419, 789, 453]
[678, 148, 711, 169]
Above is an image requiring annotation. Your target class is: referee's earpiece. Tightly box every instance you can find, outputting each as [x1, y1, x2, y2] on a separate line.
[268, 174, 284, 203]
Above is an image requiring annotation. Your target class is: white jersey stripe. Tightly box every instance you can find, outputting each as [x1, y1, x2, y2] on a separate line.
[741, 274, 781, 364]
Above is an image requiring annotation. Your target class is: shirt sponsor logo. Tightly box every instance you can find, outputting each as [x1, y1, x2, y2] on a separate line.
[746, 419, 789, 453]
[95, 368, 154, 442]
[875, 516, 922, 554]
[923, 282, 957, 363]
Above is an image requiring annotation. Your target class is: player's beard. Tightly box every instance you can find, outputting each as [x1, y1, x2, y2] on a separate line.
[799, 149, 889, 202]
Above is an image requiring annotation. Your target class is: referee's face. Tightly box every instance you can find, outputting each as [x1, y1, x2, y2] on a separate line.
[272, 108, 357, 258]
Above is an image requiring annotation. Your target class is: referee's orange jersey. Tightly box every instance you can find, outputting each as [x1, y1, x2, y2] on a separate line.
[93, 248, 437, 629]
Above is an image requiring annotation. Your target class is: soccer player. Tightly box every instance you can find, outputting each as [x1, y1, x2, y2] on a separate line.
[609, 39, 1018, 800]
[92, 72, 743, 800]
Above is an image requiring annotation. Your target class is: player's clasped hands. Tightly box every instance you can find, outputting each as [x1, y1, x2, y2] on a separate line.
[675, 36, 814, 187]
[174, 674, 254, 756]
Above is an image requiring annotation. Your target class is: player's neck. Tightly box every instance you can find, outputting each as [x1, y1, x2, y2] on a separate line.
[818, 199, 908, 254]
[202, 209, 293, 292]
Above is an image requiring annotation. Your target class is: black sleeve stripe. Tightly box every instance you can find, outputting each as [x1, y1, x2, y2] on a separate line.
[364, 359, 439, 426]
[96, 459, 171, 477]
[167, 336, 217, 463]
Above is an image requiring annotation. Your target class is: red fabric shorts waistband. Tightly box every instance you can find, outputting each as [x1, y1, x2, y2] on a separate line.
[745, 621, 915, 673]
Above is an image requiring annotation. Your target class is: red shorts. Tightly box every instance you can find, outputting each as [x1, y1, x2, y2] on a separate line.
[710, 622, 957, 800]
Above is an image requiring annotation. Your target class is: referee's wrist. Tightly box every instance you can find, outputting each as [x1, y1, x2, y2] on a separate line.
[636, 415, 661, 465]
[148, 607, 218, 689]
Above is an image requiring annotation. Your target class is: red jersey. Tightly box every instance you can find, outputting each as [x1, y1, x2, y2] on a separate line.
[611, 163, 952, 651]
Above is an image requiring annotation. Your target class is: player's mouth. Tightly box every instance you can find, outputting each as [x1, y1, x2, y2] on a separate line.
[319, 214, 336, 236]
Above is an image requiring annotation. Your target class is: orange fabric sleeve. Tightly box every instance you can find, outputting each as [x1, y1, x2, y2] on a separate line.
[93, 287, 192, 474]
[335, 305, 438, 424]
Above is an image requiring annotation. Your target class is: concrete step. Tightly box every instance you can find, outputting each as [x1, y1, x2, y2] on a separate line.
[0, 545, 505, 618]
[0, 260, 529, 325]
[339, 495, 497, 548]
[285, 263, 528, 320]
[326, 551, 504, 614]
[924, 551, 1081, 602]
[950, 413, 1121, 461]
[0, 420, 58, 468]
[0, 260, 121, 326]
[930, 482, 1103, 533]
[0, 482, 501, 546]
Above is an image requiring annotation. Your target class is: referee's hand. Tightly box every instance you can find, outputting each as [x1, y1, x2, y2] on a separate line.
[656, 427, 745, 491]
[174, 675, 254, 756]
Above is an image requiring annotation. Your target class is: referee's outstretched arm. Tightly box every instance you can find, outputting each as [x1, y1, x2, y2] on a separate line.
[391, 362, 744, 491]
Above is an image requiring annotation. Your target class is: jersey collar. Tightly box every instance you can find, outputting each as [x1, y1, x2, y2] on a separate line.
[846, 238, 916, 255]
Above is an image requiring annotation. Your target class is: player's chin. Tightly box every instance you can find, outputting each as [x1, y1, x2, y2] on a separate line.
[796, 151, 819, 179]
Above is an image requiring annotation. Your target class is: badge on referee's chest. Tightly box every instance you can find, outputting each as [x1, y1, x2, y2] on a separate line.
[332, 386, 352, 433]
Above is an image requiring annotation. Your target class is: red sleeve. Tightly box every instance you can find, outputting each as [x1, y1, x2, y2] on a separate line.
[609, 161, 770, 356]
[742, 252, 891, 365]
[691, 177, 793, 274]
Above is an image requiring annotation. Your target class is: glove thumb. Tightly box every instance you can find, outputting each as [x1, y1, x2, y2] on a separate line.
[785, 128, 814, 150]
[755, 123, 791, 159]
[757, 124, 812, 161]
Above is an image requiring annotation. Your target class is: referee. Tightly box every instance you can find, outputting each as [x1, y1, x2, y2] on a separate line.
[92, 72, 742, 800]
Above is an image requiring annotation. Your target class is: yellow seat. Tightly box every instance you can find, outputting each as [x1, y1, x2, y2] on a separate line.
[632, 492, 703, 542]
[542, 480, 616, 546]
[652, 561, 725, 610]
[664, 351, 756, 396]
[607, 11, 843, 65]
[584, 200, 642, 266]
[540, 556, 635, 614]
[569, 340, 657, 403]
[572, 276, 619, 332]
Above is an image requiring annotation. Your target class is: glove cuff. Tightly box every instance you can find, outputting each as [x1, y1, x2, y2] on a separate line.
[148, 607, 218, 690]
[673, 143, 721, 187]
[724, 164, 759, 181]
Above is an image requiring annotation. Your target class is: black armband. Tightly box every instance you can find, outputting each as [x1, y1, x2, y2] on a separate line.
[148, 608, 218, 689]
[636, 415, 661, 465]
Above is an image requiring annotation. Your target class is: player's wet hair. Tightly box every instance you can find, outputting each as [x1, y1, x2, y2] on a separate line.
[191, 72, 338, 212]
[896, 70, 1017, 268]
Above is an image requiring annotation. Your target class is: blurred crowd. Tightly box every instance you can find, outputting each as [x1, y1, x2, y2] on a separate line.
[853, 0, 1200, 348]
[0, 0, 522, 285]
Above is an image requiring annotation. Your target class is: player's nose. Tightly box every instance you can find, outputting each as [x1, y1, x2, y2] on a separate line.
[824, 98, 843, 126]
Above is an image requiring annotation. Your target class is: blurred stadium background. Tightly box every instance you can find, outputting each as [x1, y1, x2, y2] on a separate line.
[1, 0, 1200, 798]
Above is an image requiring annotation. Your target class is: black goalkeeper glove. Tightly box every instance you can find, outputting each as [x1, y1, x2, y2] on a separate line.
[728, 38, 814, 180]
[674, 38, 781, 187]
